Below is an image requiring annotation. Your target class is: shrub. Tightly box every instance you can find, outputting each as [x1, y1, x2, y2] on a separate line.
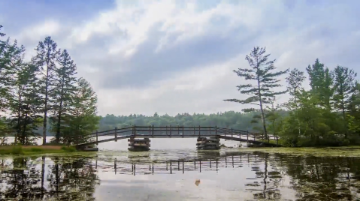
[61, 146, 76, 152]
[11, 146, 23, 155]
[30, 147, 43, 152]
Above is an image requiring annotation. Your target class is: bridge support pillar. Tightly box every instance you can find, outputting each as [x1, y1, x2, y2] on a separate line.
[196, 136, 220, 150]
[128, 137, 151, 151]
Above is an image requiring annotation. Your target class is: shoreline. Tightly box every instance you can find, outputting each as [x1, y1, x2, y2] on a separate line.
[0, 145, 80, 155]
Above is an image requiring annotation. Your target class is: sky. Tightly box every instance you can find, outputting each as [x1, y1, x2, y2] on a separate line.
[1, 0, 359, 116]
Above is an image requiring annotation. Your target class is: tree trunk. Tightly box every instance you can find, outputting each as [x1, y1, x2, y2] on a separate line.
[56, 76, 65, 144]
[42, 49, 51, 145]
[257, 75, 268, 142]
[16, 90, 22, 144]
[22, 111, 28, 145]
[255, 55, 268, 142]
[342, 100, 347, 139]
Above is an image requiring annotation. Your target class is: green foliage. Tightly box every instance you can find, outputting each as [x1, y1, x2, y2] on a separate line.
[61, 146, 76, 152]
[306, 59, 334, 110]
[11, 146, 23, 155]
[30, 147, 43, 152]
[50, 49, 77, 143]
[0, 26, 99, 146]
[9, 61, 42, 145]
[278, 59, 359, 147]
[333, 66, 357, 137]
[58, 78, 100, 145]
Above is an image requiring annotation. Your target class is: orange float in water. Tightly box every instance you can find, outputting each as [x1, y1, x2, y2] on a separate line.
[195, 179, 200, 186]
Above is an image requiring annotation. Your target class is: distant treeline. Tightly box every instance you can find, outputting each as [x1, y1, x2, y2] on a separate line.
[98, 111, 286, 132]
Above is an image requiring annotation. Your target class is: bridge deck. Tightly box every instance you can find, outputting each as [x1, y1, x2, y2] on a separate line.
[76, 126, 280, 147]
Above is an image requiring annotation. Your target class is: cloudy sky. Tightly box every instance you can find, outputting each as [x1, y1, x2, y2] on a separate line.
[1, 0, 359, 116]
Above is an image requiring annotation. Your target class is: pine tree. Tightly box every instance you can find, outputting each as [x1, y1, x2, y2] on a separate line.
[51, 49, 77, 143]
[61, 78, 100, 145]
[224, 47, 288, 141]
[265, 98, 283, 138]
[10, 61, 42, 145]
[286, 68, 306, 135]
[0, 26, 23, 113]
[347, 82, 360, 135]
[32, 36, 59, 145]
[306, 59, 334, 110]
[333, 66, 357, 137]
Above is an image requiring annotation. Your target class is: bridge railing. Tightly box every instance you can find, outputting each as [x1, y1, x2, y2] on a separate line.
[86, 126, 254, 139]
[83, 126, 277, 142]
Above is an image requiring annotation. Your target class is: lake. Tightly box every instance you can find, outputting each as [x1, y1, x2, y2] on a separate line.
[1, 137, 360, 200]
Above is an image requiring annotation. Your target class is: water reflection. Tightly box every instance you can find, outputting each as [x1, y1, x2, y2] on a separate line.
[0, 152, 360, 200]
[0, 156, 99, 200]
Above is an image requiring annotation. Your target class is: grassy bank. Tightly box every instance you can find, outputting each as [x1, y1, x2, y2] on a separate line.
[0, 145, 78, 155]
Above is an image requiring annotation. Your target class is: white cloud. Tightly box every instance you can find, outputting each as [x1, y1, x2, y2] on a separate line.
[6, 0, 360, 116]
[16, 20, 60, 42]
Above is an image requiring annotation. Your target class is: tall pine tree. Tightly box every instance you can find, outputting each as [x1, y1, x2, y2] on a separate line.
[224, 47, 288, 140]
[32, 37, 59, 145]
[286, 68, 306, 135]
[333, 66, 357, 137]
[51, 49, 77, 143]
[10, 62, 42, 145]
[306, 59, 334, 110]
[0, 26, 23, 113]
[61, 78, 100, 145]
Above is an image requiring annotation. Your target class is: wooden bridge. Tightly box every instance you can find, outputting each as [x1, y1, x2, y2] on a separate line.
[76, 126, 281, 148]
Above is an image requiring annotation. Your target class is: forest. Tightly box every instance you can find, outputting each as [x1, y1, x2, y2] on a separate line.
[0, 25, 99, 146]
[99, 47, 360, 147]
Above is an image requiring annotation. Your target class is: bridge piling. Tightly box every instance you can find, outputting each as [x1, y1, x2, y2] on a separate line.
[114, 158, 117, 174]
[96, 131, 98, 145]
[246, 131, 249, 143]
[199, 160, 202, 172]
[115, 127, 117, 142]
[182, 161, 184, 174]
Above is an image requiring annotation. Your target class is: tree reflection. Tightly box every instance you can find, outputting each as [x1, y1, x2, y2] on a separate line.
[245, 152, 282, 200]
[271, 154, 360, 200]
[47, 156, 100, 200]
[0, 157, 44, 200]
[0, 156, 99, 200]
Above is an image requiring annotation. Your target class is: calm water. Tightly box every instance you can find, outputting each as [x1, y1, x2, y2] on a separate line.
[1, 137, 360, 201]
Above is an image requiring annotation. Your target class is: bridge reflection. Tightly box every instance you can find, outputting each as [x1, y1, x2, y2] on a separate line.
[94, 151, 268, 175]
